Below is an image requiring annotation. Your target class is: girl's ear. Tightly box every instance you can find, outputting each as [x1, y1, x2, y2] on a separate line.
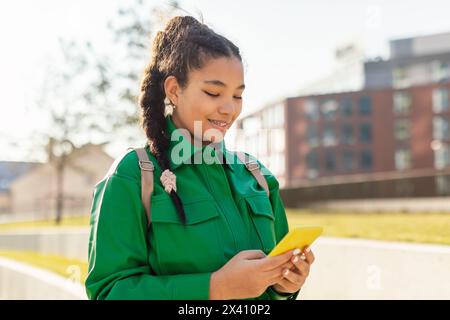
[164, 75, 181, 106]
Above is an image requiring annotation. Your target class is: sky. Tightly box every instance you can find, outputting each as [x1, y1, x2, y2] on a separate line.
[1, 0, 450, 161]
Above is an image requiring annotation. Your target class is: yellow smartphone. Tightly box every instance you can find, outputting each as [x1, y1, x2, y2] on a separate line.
[268, 226, 323, 257]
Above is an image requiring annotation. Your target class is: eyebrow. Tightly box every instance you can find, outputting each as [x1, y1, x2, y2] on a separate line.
[203, 80, 245, 90]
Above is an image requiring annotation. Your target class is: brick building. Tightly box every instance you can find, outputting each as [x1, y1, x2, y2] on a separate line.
[236, 32, 450, 205]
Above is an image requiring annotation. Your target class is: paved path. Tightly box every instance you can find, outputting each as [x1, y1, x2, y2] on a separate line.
[299, 237, 450, 299]
[0, 256, 86, 299]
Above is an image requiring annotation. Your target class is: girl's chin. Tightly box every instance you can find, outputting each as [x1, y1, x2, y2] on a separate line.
[204, 127, 226, 143]
[203, 135, 225, 145]
[190, 133, 225, 146]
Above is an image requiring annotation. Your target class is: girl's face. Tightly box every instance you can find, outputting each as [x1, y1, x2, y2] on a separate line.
[165, 56, 244, 145]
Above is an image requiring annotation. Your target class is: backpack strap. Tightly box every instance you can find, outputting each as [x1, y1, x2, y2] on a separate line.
[236, 152, 270, 198]
[129, 147, 154, 228]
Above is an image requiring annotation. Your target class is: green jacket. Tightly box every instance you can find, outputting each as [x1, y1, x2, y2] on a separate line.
[85, 115, 300, 300]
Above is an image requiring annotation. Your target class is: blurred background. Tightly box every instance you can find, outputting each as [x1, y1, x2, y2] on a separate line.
[0, 0, 449, 299]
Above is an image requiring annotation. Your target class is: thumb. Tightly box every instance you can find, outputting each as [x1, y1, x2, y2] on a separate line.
[260, 248, 300, 270]
[237, 249, 266, 260]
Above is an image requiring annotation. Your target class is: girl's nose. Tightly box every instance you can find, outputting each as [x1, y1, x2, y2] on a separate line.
[219, 103, 236, 115]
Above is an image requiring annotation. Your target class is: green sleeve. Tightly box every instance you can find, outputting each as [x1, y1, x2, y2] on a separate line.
[85, 155, 211, 300]
[257, 159, 301, 301]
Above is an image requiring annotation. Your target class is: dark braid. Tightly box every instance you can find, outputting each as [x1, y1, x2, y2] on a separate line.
[138, 16, 242, 225]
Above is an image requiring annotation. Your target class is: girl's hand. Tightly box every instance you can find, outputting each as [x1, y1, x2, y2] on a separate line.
[210, 249, 299, 300]
[271, 246, 315, 295]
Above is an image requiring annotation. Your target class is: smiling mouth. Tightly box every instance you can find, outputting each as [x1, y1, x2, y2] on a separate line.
[208, 119, 230, 128]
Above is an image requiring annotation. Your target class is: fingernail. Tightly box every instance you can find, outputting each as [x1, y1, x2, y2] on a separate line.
[283, 269, 290, 276]
[293, 248, 301, 255]
[293, 256, 299, 263]
[305, 246, 311, 253]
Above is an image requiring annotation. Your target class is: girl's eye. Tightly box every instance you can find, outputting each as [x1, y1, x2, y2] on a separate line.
[203, 91, 242, 100]
[204, 91, 219, 97]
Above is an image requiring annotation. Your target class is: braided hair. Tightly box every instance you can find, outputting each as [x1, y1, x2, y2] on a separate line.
[138, 16, 242, 225]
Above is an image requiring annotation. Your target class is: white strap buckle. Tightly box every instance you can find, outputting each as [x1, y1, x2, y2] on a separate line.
[245, 160, 259, 171]
[139, 160, 154, 171]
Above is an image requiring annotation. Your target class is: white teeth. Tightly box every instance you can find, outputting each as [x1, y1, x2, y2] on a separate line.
[209, 119, 228, 127]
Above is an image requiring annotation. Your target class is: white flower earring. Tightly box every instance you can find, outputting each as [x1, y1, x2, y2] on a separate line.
[164, 96, 176, 117]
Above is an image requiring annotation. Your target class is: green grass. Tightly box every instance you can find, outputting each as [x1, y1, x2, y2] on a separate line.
[1, 210, 450, 245]
[0, 215, 89, 232]
[286, 209, 450, 245]
[0, 250, 88, 284]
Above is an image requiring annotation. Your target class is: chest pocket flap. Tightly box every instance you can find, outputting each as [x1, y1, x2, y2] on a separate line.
[149, 197, 223, 274]
[245, 195, 275, 220]
[151, 198, 220, 225]
[245, 195, 276, 253]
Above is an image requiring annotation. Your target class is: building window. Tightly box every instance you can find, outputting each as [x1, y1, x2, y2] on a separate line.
[433, 116, 450, 140]
[262, 106, 278, 128]
[323, 124, 337, 146]
[360, 149, 373, 169]
[325, 150, 336, 171]
[306, 151, 319, 179]
[242, 116, 260, 131]
[359, 123, 372, 143]
[341, 124, 354, 145]
[393, 91, 411, 114]
[321, 99, 338, 120]
[340, 97, 353, 117]
[395, 148, 411, 170]
[433, 88, 449, 113]
[270, 128, 285, 153]
[359, 96, 372, 116]
[434, 143, 450, 169]
[436, 175, 450, 195]
[307, 125, 320, 147]
[269, 153, 285, 176]
[258, 129, 268, 156]
[268, 107, 276, 128]
[262, 110, 269, 128]
[246, 135, 258, 156]
[393, 67, 409, 88]
[306, 151, 319, 170]
[341, 150, 354, 171]
[394, 119, 410, 141]
[432, 61, 450, 82]
[304, 99, 320, 120]
[273, 104, 285, 127]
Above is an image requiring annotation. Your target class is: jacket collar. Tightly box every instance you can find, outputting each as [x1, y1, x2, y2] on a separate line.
[166, 115, 235, 171]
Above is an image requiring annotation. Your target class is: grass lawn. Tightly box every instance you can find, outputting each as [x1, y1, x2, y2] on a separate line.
[286, 209, 450, 246]
[1, 210, 449, 245]
[0, 250, 88, 284]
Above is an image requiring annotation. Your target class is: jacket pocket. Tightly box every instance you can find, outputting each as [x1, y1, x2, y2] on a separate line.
[149, 198, 223, 274]
[245, 195, 277, 254]
[151, 198, 219, 224]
